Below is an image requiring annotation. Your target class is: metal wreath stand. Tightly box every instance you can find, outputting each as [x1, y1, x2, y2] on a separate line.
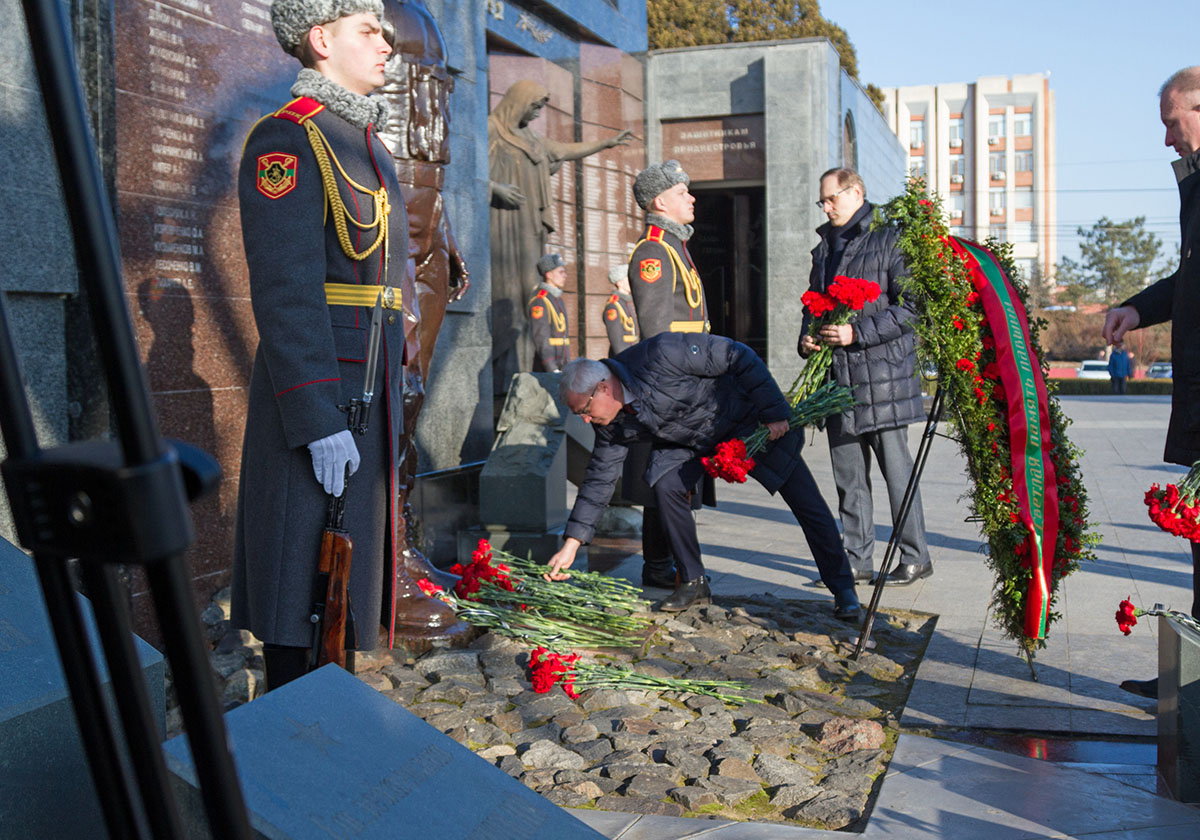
[850, 386, 946, 662]
[0, 0, 252, 836]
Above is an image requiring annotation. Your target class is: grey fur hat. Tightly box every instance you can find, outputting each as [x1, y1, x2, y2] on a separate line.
[633, 160, 689, 209]
[608, 265, 626, 286]
[271, 0, 384, 54]
[537, 253, 565, 276]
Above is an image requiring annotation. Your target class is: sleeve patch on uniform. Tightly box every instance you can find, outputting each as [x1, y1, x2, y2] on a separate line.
[531, 305, 544, 319]
[256, 152, 298, 199]
[606, 309, 618, 320]
[639, 258, 662, 283]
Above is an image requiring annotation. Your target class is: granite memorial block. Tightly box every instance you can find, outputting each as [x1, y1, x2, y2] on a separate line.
[480, 373, 570, 532]
[1158, 613, 1200, 802]
[0, 537, 165, 838]
[163, 664, 607, 839]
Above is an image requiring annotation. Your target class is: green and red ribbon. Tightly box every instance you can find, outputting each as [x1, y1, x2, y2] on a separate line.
[949, 238, 1060, 639]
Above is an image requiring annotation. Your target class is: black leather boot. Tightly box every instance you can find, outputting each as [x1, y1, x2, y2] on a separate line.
[658, 576, 711, 612]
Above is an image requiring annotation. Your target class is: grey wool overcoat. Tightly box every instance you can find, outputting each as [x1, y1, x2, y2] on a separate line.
[231, 94, 410, 651]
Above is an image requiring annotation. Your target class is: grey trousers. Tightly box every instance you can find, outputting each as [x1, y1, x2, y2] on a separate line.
[826, 417, 931, 573]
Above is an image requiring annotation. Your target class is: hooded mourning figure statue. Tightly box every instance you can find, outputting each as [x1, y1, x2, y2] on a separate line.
[488, 80, 632, 398]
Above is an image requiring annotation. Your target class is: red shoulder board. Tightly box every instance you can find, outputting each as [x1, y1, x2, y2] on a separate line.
[273, 97, 325, 125]
[609, 294, 619, 302]
[536, 289, 548, 298]
[646, 225, 665, 242]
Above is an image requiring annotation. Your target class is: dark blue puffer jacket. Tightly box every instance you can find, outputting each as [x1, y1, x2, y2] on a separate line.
[564, 333, 803, 544]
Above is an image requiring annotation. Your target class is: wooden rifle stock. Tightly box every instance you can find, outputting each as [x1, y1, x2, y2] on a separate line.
[315, 525, 353, 668]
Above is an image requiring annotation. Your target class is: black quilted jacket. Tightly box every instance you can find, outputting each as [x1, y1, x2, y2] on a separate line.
[800, 203, 924, 435]
[1123, 150, 1200, 466]
[564, 333, 801, 544]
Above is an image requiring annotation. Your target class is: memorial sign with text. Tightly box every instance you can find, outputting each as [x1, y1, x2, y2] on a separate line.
[661, 114, 765, 182]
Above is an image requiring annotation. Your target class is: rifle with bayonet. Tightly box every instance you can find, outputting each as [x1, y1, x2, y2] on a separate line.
[309, 291, 385, 670]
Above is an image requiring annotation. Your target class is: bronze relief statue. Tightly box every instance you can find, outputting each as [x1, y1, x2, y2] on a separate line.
[378, 0, 470, 633]
[488, 80, 632, 395]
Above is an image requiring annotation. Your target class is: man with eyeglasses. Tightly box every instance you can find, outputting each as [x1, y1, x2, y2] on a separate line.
[543, 333, 860, 619]
[800, 167, 930, 588]
[1103, 65, 1200, 701]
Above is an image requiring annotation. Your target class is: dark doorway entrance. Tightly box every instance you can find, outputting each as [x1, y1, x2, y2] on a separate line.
[690, 187, 767, 359]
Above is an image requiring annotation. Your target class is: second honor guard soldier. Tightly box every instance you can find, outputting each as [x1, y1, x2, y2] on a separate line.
[603, 264, 639, 356]
[232, 0, 459, 690]
[529, 253, 571, 372]
[628, 160, 708, 338]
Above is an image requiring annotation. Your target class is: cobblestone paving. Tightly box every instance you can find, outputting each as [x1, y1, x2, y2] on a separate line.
[176, 587, 934, 832]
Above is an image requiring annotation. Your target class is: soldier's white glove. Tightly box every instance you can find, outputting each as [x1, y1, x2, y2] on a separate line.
[307, 430, 360, 497]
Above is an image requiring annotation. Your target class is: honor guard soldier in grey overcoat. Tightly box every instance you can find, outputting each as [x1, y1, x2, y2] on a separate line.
[628, 161, 709, 338]
[232, 0, 458, 690]
[529, 252, 571, 373]
[602, 264, 638, 357]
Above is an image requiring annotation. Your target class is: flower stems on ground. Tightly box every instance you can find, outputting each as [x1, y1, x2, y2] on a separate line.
[529, 647, 761, 705]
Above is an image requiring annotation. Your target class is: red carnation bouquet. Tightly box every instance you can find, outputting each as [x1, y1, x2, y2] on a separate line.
[527, 646, 760, 704]
[448, 539, 516, 600]
[702, 438, 756, 483]
[1145, 460, 1200, 543]
[702, 380, 857, 484]
[792, 275, 882, 405]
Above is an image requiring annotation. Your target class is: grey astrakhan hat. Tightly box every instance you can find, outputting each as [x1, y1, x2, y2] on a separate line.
[608, 265, 626, 286]
[633, 160, 689, 209]
[271, 0, 384, 54]
[537, 253, 565, 276]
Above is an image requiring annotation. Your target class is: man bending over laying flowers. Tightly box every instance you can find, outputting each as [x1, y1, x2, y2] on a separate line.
[545, 332, 859, 619]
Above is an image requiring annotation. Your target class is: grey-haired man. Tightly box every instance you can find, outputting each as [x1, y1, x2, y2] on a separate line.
[1103, 65, 1200, 700]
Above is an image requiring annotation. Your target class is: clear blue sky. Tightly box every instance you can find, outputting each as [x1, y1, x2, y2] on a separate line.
[822, 0, 1191, 267]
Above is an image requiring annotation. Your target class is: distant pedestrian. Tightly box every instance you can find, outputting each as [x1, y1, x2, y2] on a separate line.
[1102, 65, 1200, 700]
[1107, 346, 1131, 394]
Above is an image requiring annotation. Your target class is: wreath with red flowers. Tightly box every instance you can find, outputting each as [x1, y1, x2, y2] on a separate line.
[882, 179, 1098, 651]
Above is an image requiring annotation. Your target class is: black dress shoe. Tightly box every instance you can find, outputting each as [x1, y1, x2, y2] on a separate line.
[658, 576, 712, 612]
[641, 568, 679, 589]
[885, 562, 933, 586]
[852, 569, 875, 584]
[833, 592, 862, 622]
[1119, 677, 1158, 699]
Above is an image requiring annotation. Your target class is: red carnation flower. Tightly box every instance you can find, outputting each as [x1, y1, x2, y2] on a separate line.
[702, 438, 757, 484]
[801, 290, 836, 318]
[1115, 599, 1139, 636]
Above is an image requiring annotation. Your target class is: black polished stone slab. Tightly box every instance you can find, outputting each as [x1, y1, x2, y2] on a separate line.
[163, 664, 606, 838]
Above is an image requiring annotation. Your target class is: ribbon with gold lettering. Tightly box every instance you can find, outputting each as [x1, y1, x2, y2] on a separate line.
[948, 237, 1060, 639]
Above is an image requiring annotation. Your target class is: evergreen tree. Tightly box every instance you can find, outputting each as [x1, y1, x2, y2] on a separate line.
[647, 0, 882, 107]
[1054, 216, 1164, 306]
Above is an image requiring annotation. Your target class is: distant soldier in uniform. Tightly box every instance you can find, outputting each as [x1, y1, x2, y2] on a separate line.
[529, 253, 570, 373]
[602, 264, 638, 357]
[232, 0, 458, 690]
[628, 160, 709, 338]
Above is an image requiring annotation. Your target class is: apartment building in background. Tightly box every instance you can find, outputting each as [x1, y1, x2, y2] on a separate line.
[881, 73, 1057, 286]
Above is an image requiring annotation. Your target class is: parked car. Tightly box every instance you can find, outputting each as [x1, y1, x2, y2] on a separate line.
[1076, 360, 1110, 380]
[1146, 362, 1173, 379]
